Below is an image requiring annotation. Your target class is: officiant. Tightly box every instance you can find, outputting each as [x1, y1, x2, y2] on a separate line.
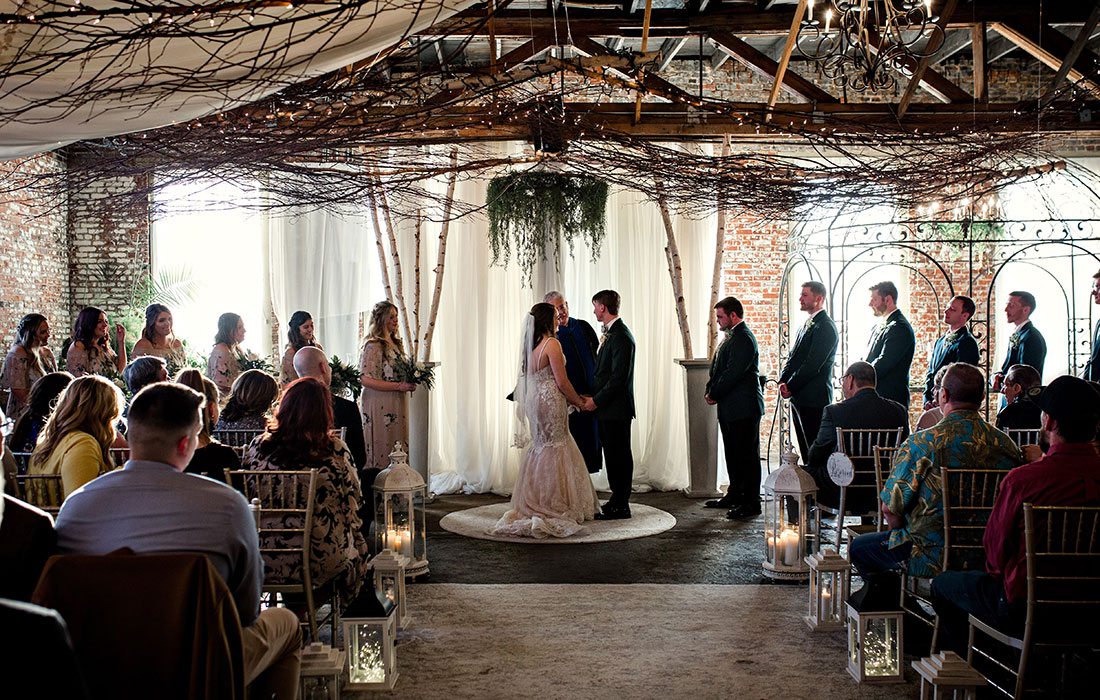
[546, 291, 602, 473]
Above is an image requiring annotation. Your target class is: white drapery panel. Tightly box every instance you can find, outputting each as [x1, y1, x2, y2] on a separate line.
[0, 1, 475, 158]
[267, 209, 381, 364]
[262, 143, 721, 495]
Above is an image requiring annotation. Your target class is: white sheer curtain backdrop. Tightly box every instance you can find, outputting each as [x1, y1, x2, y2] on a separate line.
[261, 144, 720, 496]
[267, 208, 381, 364]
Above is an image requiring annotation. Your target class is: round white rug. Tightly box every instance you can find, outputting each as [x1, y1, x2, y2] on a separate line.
[439, 503, 676, 544]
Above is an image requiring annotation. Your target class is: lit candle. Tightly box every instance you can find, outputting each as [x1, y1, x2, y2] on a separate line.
[386, 528, 398, 550]
[765, 531, 776, 562]
[824, 8, 833, 35]
[807, 0, 815, 22]
[925, 0, 932, 16]
[781, 529, 800, 566]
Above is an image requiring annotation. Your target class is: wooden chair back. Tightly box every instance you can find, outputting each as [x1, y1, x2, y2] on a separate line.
[835, 427, 906, 516]
[1005, 428, 1041, 448]
[10, 451, 33, 475]
[1023, 504, 1100, 645]
[941, 467, 1008, 572]
[15, 474, 65, 514]
[212, 429, 265, 457]
[226, 469, 321, 639]
[109, 447, 130, 467]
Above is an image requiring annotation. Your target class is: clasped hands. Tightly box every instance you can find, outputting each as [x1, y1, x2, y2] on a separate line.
[575, 395, 598, 412]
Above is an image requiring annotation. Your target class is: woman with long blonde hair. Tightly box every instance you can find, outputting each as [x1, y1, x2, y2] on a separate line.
[28, 375, 124, 497]
[358, 301, 415, 470]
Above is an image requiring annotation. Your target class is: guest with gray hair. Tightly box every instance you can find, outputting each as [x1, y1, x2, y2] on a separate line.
[123, 356, 168, 397]
[995, 364, 1042, 431]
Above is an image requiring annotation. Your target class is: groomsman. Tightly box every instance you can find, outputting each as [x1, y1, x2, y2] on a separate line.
[992, 291, 1047, 392]
[1084, 270, 1100, 382]
[585, 290, 636, 520]
[544, 291, 602, 473]
[703, 296, 765, 519]
[923, 295, 980, 409]
[779, 281, 838, 464]
[864, 281, 916, 408]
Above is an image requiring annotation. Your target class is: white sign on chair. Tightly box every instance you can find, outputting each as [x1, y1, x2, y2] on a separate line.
[827, 453, 855, 487]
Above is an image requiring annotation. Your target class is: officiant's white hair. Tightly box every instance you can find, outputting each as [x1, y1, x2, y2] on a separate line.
[543, 291, 564, 303]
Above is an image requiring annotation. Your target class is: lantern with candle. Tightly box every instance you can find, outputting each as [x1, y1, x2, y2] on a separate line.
[804, 549, 851, 631]
[846, 604, 905, 683]
[342, 587, 399, 690]
[372, 442, 429, 578]
[762, 444, 821, 580]
[370, 548, 409, 628]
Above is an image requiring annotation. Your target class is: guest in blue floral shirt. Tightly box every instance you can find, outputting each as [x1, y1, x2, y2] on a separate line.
[850, 363, 1021, 607]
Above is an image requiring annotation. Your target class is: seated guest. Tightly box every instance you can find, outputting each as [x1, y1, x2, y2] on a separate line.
[8, 372, 73, 453]
[995, 364, 1042, 431]
[123, 356, 168, 398]
[806, 361, 909, 511]
[65, 306, 126, 378]
[914, 366, 949, 431]
[242, 377, 369, 599]
[931, 376, 1100, 652]
[214, 369, 279, 432]
[55, 382, 302, 699]
[184, 376, 240, 482]
[28, 375, 124, 497]
[0, 422, 57, 602]
[293, 346, 368, 476]
[849, 363, 1022, 608]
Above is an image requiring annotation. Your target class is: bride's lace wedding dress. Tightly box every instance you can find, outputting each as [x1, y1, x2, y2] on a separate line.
[491, 354, 598, 538]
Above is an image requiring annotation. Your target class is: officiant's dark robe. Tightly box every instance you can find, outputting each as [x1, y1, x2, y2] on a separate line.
[558, 317, 602, 473]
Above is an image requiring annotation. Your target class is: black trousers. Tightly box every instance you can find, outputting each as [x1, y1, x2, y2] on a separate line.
[720, 415, 762, 506]
[791, 403, 824, 465]
[568, 411, 603, 474]
[598, 418, 633, 508]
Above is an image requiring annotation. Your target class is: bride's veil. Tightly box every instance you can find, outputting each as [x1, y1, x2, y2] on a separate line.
[512, 312, 535, 448]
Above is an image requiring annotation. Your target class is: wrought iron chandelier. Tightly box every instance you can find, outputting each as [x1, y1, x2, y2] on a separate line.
[796, 1, 946, 94]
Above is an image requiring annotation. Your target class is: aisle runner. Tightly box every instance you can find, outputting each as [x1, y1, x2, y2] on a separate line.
[439, 503, 676, 544]
[351, 584, 917, 700]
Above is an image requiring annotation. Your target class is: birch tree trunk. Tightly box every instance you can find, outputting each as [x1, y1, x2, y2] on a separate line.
[422, 149, 459, 362]
[708, 137, 731, 358]
[376, 182, 414, 350]
[412, 212, 422, 360]
[366, 185, 395, 306]
[657, 186, 693, 358]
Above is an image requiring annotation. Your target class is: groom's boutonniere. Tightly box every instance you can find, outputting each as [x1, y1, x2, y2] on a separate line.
[943, 327, 962, 343]
[1009, 329, 1023, 349]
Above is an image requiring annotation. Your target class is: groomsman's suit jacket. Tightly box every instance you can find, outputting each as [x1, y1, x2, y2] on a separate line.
[865, 309, 916, 408]
[806, 388, 910, 512]
[593, 319, 636, 420]
[1000, 321, 1047, 376]
[780, 310, 839, 408]
[1084, 319, 1100, 382]
[705, 322, 765, 423]
[923, 326, 980, 404]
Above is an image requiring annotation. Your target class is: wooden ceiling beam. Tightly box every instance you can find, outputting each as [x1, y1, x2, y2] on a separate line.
[991, 20, 1100, 95]
[708, 28, 835, 103]
[864, 24, 971, 105]
[766, 0, 805, 119]
[897, 0, 961, 117]
[422, 36, 555, 106]
[1040, 4, 1100, 106]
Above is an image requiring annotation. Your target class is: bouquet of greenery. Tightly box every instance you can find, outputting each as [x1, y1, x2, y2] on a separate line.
[392, 354, 435, 390]
[329, 355, 363, 401]
[237, 350, 275, 375]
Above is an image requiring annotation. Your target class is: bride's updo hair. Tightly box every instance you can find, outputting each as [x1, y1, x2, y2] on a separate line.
[530, 303, 557, 349]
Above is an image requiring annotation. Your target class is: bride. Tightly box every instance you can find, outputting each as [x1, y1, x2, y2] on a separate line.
[491, 302, 599, 538]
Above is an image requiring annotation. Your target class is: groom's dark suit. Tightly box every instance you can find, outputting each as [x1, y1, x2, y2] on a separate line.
[592, 318, 636, 511]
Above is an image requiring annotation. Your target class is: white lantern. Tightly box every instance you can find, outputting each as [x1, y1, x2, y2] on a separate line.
[847, 604, 905, 683]
[805, 549, 851, 631]
[762, 444, 821, 580]
[911, 651, 986, 699]
[373, 442, 429, 578]
[341, 588, 398, 691]
[371, 549, 409, 628]
[299, 642, 345, 700]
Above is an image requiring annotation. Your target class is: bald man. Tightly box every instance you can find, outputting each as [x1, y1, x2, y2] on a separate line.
[293, 347, 368, 477]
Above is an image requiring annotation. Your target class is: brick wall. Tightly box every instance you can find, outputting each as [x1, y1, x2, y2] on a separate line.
[66, 172, 151, 324]
[0, 153, 70, 348]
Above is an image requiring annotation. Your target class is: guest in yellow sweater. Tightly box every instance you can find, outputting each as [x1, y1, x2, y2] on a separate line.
[28, 375, 124, 497]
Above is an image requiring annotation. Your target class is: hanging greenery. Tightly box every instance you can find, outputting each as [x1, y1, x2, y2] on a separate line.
[487, 171, 609, 285]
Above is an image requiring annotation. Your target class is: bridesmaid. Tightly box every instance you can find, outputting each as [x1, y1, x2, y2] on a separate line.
[358, 301, 415, 470]
[131, 304, 185, 367]
[2, 313, 58, 419]
[65, 306, 126, 378]
[206, 312, 246, 399]
[280, 310, 323, 385]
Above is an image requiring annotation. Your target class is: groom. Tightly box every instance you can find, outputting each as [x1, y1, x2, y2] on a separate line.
[583, 289, 636, 520]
